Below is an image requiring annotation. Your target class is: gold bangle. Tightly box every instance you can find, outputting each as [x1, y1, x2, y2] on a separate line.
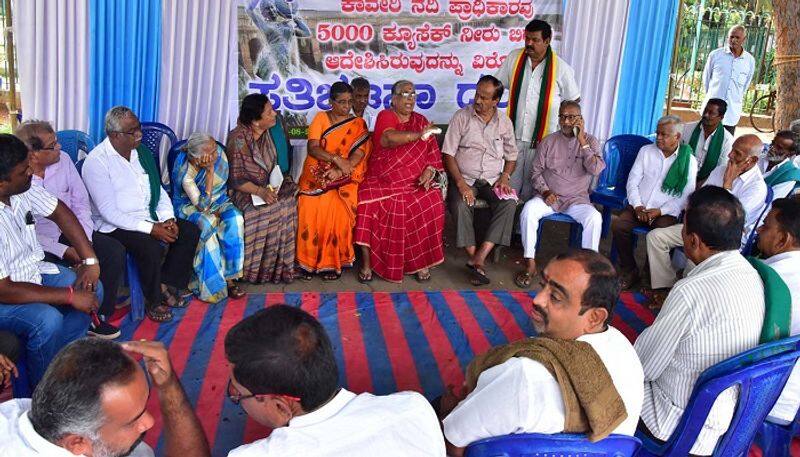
[267, 184, 274, 192]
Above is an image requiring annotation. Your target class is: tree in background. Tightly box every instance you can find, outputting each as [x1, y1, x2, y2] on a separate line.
[773, 0, 799, 128]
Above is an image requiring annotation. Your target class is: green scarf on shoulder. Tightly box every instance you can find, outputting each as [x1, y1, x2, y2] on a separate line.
[661, 144, 693, 197]
[136, 144, 162, 221]
[747, 257, 792, 343]
[765, 160, 800, 187]
[688, 122, 725, 181]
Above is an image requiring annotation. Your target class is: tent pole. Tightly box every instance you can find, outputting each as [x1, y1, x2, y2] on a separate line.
[4, 0, 17, 130]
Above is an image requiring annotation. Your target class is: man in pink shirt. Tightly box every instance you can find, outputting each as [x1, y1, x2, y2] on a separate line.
[16, 121, 125, 339]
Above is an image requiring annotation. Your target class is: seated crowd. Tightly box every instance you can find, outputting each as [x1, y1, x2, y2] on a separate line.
[1, 17, 800, 457]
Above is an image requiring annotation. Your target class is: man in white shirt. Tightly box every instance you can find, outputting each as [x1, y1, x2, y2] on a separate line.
[760, 130, 800, 199]
[682, 98, 734, 182]
[440, 249, 644, 456]
[645, 134, 767, 296]
[82, 106, 200, 323]
[0, 134, 102, 392]
[224, 305, 446, 457]
[351, 77, 377, 131]
[757, 197, 800, 424]
[702, 25, 756, 134]
[0, 338, 210, 457]
[611, 115, 698, 289]
[495, 19, 580, 201]
[636, 186, 765, 455]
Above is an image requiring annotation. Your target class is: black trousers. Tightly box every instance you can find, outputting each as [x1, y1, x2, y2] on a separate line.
[108, 219, 200, 308]
[43, 231, 126, 319]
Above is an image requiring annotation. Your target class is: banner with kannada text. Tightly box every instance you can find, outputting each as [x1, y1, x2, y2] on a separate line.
[236, 0, 563, 136]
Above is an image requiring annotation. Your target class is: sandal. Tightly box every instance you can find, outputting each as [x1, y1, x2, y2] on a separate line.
[358, 269, 373, 283]
[162, 290, 190, 309]
[642, 288, 669, 310]
[467, 264, 490, 286]
[415, 270, 432, 283]
[514, 271, 534, 289]
[619, 270, 640, 291]
[298, 270, 314, 281]
[227, 283, 246, 299]
[146, 304, 173, 323]
[322, 271, 341, 281]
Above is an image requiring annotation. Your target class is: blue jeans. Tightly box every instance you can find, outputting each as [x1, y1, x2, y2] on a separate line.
[0, 265, 102, 389]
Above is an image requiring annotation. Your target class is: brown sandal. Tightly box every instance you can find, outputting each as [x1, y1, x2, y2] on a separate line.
[227, 283, 246, 299]
[514, 271, 534, 289]
[146, 304, 173, 323]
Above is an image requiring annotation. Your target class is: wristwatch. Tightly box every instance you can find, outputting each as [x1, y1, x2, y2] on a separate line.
[81, 257, 99, 266]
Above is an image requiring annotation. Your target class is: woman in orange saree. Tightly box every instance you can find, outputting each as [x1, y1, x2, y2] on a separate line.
[297, 82, 371, 280]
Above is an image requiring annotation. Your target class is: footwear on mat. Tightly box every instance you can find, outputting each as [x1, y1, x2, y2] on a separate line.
[642, 287, 669, 310]
[227, 283, 246, 299]
[358, 269, 373, 283]
[298, 270, 314, 281]
[619, 269, 640, 290]
[146, 305, 173, 323]
[88, 320, 121, 339]
[467, 263, 490, 286]
[514, 271, 534, 289]
[322, 271, 341, 281]
[415, 270, 432, 283]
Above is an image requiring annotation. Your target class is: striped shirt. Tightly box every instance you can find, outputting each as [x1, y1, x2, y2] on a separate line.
[0, 184, 59, 284]
[635, 250, 764, 455]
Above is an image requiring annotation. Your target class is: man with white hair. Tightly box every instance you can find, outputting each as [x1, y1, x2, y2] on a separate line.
[702, 24, 755, 134]
[82, 106, 200, 323]
[645, 134, 767, 303]
[611, 115, 698, 289]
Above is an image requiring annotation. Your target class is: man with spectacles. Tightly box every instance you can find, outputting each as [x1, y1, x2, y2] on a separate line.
[0, 337, 210, 457]
[495, 19, 580, 201]
[16, 120, 126, 339]
[82, 106, 200, 323]
[224, 305, 446, 456]
[514, 101, 604, 288]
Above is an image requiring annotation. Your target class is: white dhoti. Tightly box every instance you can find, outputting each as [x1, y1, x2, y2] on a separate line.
[520, 197, 602, 259]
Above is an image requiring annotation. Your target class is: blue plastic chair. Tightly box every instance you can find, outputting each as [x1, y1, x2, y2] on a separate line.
[757, 406, 800, 457]
[56, 130, 96, 163]
[141, 122, 178, 179]
[591, 135, 652, 238]
[741, 186, 774, 257]
[636, 336, 800, 456]
[536, 213, 583, 252]
[465, 433, 641, 457]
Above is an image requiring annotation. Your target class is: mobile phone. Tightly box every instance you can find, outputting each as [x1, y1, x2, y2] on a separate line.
[573, 126, 580, 137]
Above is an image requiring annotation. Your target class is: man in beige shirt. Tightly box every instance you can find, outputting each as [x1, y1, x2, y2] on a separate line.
[442, 75, 518, 286]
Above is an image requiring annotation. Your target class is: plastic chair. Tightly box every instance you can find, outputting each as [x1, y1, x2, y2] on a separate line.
[56, 130, 96, 163]
[141, 122, 178, 179]
[591, 135, 652, 238]
[757, 407, 800, 457]
[536, 213, 584, 252]
[636, 335, 800, 456]
[609, 225, 651, 265]
[465, 433, 641, 457]
[741, 186, 774, 257]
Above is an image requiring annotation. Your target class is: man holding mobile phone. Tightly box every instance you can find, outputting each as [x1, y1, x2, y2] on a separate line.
[515, 101, 605, 288]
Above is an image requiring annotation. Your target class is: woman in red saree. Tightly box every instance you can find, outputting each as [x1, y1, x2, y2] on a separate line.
[355, 80, 445, 283]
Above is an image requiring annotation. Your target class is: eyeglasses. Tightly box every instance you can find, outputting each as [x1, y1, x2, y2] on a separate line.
[39, 141, 60, 151]
[114, 126, 143, 137]
[331, 98, 352, 105]
[226, 378, 301, 405]
[558, 114, 581, 121]
[397, 91, 417, 99]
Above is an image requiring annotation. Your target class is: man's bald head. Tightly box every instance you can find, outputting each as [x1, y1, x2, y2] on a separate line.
[733, 134, 764, 159]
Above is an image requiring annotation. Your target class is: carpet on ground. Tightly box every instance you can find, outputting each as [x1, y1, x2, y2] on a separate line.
[115, 289, 655, 456]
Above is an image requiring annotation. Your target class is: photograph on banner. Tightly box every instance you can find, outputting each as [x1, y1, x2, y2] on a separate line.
[236, 0, 563, 137]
